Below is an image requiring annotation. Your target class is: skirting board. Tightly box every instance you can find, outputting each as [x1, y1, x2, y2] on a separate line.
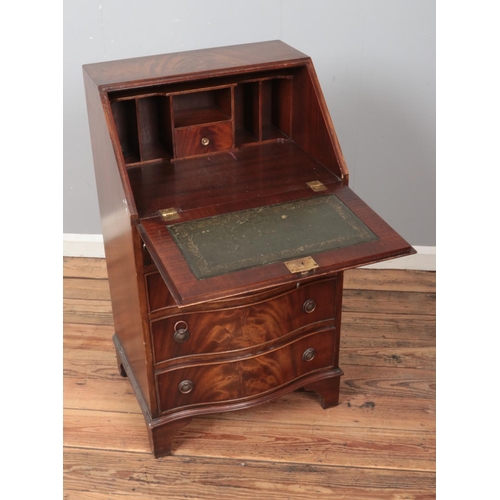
[63, 234, 436, 271]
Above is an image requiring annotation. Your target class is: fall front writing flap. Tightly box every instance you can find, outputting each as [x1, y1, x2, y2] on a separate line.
[138, 183, 415, 306]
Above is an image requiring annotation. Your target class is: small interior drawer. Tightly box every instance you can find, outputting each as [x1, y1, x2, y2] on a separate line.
[174, 120, 233, 157]
[156, 328, 336, 414]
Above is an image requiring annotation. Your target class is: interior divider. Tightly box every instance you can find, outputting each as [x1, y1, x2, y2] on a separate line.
[111, 74, 294, 164]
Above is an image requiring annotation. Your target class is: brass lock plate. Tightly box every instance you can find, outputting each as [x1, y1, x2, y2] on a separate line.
[284, 256, 319, 274]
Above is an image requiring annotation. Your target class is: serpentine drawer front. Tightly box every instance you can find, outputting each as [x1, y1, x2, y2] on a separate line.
[151, 277, 337, 364]
[84, 40, 415, 457]
[156, 328, 337, 414]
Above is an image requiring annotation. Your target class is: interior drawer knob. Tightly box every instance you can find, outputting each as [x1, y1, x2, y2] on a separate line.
[178, 380, 194, 394]
[201, 137, 210, 146]
[302, 348, 316, 362]
[303, 299, 316, 313]
[173, 321, 190, 343]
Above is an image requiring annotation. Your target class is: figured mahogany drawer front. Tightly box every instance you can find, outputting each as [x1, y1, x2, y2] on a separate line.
[151, 278, 337, 364]
[174, 121, 233, 157]
[156, 328, 336, 413]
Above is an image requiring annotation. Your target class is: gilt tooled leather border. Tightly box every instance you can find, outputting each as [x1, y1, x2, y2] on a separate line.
[167, 194, 379, 280]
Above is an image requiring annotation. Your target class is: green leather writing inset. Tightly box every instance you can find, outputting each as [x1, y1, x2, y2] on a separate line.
[168, 194, 379, 279]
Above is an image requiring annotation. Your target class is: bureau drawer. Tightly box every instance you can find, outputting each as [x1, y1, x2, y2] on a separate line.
[174, 120, 233, 157]
[156, 328, 336, 413]
[151, 277, 337, 364]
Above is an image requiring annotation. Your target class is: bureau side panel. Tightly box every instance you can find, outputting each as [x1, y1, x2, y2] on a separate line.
[292, 63, 349, 182]
[333, 271, 344, 368]
[83, 69, 155, 415]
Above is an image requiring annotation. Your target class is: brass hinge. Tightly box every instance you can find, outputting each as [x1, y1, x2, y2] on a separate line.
[159, 207, 180, 222]
[284, 256, 319, 274]
[306, 180, 327, 192]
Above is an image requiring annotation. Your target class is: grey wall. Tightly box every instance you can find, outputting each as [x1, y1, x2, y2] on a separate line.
[64, 0, 435, 246]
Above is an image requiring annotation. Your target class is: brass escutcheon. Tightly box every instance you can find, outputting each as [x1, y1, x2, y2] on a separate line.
[201, 137, 210, 146]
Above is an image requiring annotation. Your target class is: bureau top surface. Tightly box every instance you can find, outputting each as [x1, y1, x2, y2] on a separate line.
[83, 41, 309, 88]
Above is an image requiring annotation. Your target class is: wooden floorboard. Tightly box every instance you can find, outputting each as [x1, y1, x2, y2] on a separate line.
[64, 449, 436, 500]
[63, 257, 436, 499]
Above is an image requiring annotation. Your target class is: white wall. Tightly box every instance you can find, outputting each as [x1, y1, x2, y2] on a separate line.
[64, 0, 435, 245]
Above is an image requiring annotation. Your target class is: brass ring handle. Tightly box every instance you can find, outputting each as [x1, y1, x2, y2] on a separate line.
[302, 348, 316, 362]
[201, 137, 210, 146]
[178, 380, 194, 394]
[303, 299, 316, 313]
[173, 320, 190, 343]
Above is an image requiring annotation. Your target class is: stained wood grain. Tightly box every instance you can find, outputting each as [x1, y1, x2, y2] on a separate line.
[63, 257, 108, 279]
[64, 377, 435, 432]
[343, 289, 436, 316]
[341, 364, 435, 400]
[341, 345, 435, 370]
[342, 312, 435, 340]
[64, 408, 434, 471]
[344, 268, 435, 293]
[63, 323, 114, 349]
[63, 278, 111, 301]
[63, 298, 113, 325]
[64, 449, 436, 500]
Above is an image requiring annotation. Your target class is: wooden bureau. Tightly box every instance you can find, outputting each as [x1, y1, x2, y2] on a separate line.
[83, 40, 415, 458]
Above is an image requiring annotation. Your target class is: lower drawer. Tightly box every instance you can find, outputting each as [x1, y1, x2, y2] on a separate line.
[156, 328, 336, 414]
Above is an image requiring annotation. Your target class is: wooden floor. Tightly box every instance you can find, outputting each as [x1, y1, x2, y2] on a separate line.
[63, 257, 436, 499]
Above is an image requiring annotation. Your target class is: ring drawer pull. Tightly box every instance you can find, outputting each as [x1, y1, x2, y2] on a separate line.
[173, 320, 190, 343]
[303, 299, 316, 313]
[178, 380, 194, 394]
[201, 137, 210, 146]
[302, 348, 316, 362]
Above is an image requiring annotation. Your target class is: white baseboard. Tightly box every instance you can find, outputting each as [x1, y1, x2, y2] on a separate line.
[360, 245, 435, 271]
[63, 234, 105, 258]
[63, 234, 435, 271]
